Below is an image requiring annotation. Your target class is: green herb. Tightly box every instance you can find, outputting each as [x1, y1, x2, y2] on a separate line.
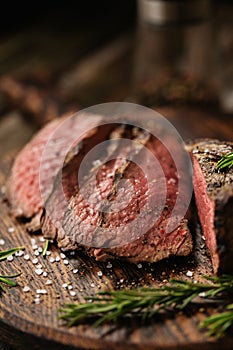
[0, 247, 23, 293]
[0, 273, 21, 292]
[200, 304, 233, 338]
[59, 275, 233, 334]
[216, 152, 233, 170]
[42, 240, 49, 257]
[0, 246, 24, 261]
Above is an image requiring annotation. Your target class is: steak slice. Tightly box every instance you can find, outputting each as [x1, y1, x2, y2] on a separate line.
[187, 139, 233, 274]
[43, 123, 193, 264]
[6, 112, 103, 230]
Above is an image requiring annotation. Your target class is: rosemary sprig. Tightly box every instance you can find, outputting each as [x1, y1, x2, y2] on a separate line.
[0, 273, 21, 292]
[216, 152, 233, 170]
[59, 275, 233, 329]
[42, 239, 49, 257]
[0, 246, 24, 261]
[200, 304, 233, 338]
[0, 246, 23, 293]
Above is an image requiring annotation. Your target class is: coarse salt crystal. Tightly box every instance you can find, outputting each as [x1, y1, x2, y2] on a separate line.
[31, 238, 36, 245]
[137, 263, 142, 269]
[43, 272, 48, 277]
[45, 279, 52, 285]
[32, 258, 38, 264]
[15, 250, 24, 257]
[46, 251, 51, 256]
[0, 239, 5, 245]
[49, 257, 55, 263]
[90, 283, 95, 288]
[35, 268, 43, 275]
[55, 256, 60, 262]
[36, 289, 47, 294]
[7, 227, 15, 233]
[70, 291, 76, 297]
[106, 262, 112, 269]
[34, 250, 40, 256]
[68, 285, 73, 290]
[38, 247, 43, 253]
[32, 244, 38, 250]
[60, 253, 66, 259]
[36, 264, 42, 269]
[97, 271, 103, 277]
[35, 299, 40, 305]
[1, 185, 6, 194]
[23, 254, 30, 260]
[63, 259, 69, 265]
[186, 271, 193, 277]
[62, 283, 68, 289]
[39, 237, 45, 242]
[23, 286, 30, 292]
[7, 255, 13, 261]
[73, 269, 78, 274]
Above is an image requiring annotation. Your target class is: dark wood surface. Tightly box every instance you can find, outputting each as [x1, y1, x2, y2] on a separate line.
[0, 108, 233, 350]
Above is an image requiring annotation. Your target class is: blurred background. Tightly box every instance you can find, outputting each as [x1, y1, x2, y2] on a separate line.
[0, 0, 233, 159]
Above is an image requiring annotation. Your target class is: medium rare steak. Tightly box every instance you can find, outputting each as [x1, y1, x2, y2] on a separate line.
[187, 139, 233, 274]
[6, 112, 103, 230]
[42, 123, 193, 263]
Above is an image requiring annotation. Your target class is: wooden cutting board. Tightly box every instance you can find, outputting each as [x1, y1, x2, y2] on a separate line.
[0, 154, 233, 350]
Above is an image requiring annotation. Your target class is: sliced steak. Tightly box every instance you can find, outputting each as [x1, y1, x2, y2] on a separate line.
[43, 123, 193, 264]
[6, 112, 103, 230]
[187, 139, 233, 274]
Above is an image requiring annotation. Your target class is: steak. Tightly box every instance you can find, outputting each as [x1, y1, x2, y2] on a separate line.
[187, 139, 233, 274]
[6, 112, 103, 230]
[42, 123, 193, 263]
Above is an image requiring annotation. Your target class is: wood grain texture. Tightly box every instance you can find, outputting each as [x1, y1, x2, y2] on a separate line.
[0, 155, 233, 350]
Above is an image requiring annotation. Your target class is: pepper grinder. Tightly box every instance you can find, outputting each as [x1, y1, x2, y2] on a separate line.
[130, 0, 217, 108]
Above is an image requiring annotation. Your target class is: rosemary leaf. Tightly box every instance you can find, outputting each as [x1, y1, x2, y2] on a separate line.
[42, 240, 49, 257]
[216, 152, 233, 170]
[0, 246, 24, 261]
[59, 275, 233, 329]
[200, 304, 233, 338]
[0, 273, 21, 292]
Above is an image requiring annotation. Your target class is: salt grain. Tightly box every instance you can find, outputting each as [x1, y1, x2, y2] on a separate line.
[46, 251, 51, 256]
[91, 283, 95, 288]
[137, 263, 142, 269]
[34, 250, 40, 256]
[49, 257, 55, 263]
[70, 291, 76, 297]
[43, 272, 48, 277]
[55, 256, 60, 262]
[1, 185, 6, 194]
[39, 237, 45, 242]
[36, 264, 42, 269]
[106, 262, 112, 269]
[186, 271, 193, 277]
[15, 250, 24, 257]
[63, 259, 69, 265]
[7, 227, 15, 233]
[68, 285, 73, 290]
[35, 268, 43, 275]
[35, 299, 40, 305]
[7, 255, 13, 261]
[62, 283, 68, 289]
[0, 239, 5, 245]
[36, 289, 47, 294]
[32, 258, 38, 264]
[32, 244, 38, 250]
[38, 247, 43, 253]
[60, 253, 66, 259]
[31, 238, 36, 245]
[23, 286, 30, 292]
[97, 271, 103, 277]
[45, 279, 52, 285]
[23, 254, 30, 261]
[73, 269, 78, 274]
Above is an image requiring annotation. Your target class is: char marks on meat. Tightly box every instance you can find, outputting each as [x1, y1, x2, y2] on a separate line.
[187, 139, 233, 274]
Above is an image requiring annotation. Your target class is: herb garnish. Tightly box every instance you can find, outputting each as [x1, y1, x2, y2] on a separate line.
[216, 152, 233, 171]
[0, 246, 23, 292]
[42, 239, 49, 257]
[59, 275, 233, 338]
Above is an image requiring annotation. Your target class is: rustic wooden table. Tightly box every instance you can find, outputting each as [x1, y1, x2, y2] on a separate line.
[0, 3, 233, 349]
